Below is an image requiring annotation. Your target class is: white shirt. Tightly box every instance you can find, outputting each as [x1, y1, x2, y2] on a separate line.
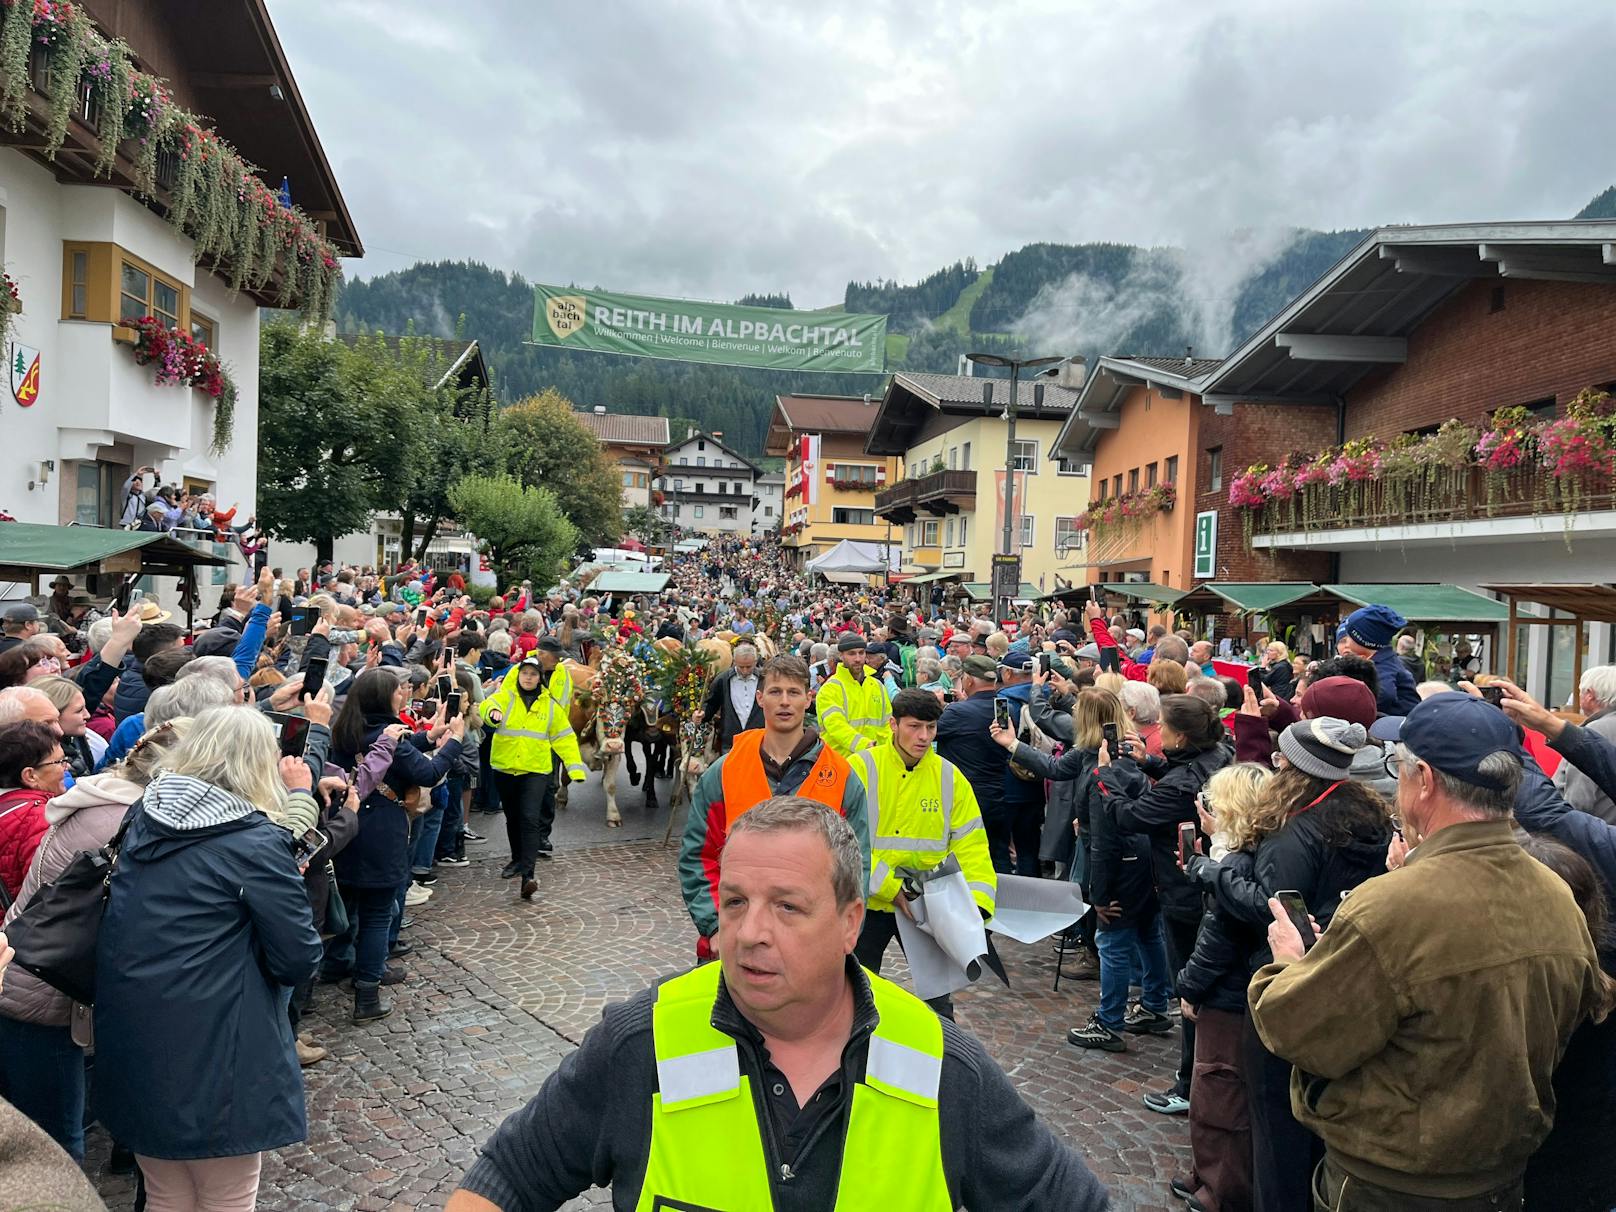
[729, 670, 759, 724]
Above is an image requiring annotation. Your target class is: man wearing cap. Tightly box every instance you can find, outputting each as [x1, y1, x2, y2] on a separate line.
[992, 651, 1048, 877]
[936, 654, 1017, 874]
[533, 636, 573, 712]
[1249, 694, 1602, 1210]
[814, 633, 891, 758]
[1336, 603, 1420, 716]
[0, 602, 41, 655]
[481, 653, 589, 888]
[680, 655, 869, 960]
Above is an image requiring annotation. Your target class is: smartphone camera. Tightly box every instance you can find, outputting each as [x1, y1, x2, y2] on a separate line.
[1479, 685, 1506, 709]
[1102, 721, 1120, 760]
[993, 700, 1011, 731]
[1275, 889, 1317, 950]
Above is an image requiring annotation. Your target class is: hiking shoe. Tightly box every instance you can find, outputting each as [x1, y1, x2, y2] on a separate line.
[1062, 949, 1100, 980]
[1123, 1004, 1175, 1035]
[404, 884, 432, 907]
[499, 861, 522, 879]
[1066, 1015, 1126, 1052]
[1143, 1088, 1191, 1115]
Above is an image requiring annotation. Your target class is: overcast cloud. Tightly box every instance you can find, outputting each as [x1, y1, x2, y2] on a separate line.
[270, 0, 1616, 307]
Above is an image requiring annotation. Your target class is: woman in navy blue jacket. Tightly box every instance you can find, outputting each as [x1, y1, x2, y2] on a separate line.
[328, 668, 464, 1022]
[95, 706, 324, 1208]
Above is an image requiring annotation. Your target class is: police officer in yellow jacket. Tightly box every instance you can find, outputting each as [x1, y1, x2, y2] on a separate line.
[447, 796, 1108, 1212]
[480, 654, 587, 900]
[814, 632, 891, 757]
[850, 687, 996, 1019]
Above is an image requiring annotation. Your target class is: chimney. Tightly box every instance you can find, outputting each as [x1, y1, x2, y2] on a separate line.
[593, 405, 606, 415]
[1056, 356, 1087, 391]
[958, 355, 972, 377]
[1184, 345, 1194, 367]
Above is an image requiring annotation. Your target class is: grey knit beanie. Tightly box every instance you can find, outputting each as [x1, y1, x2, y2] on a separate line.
[1279, 716, 1367, 780]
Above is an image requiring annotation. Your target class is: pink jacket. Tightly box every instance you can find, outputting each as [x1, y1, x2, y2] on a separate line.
[1, 774, 141, 1038]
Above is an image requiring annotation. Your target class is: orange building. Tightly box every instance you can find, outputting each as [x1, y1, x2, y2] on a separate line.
[766, 394, 901, 567]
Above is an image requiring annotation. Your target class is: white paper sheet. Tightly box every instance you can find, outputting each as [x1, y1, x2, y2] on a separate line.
[891, 854, 992, 1001]
[985, 874, 1090, 945]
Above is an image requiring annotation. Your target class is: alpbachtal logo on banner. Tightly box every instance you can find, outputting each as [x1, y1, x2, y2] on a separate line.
[545, 295, 587, 341]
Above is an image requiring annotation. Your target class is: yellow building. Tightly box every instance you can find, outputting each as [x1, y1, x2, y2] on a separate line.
[867, 371, 1091, 598]
[766, 394, 902, 568]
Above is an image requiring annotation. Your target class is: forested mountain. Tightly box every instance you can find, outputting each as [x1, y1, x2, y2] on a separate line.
[332, 190, 1610, 455]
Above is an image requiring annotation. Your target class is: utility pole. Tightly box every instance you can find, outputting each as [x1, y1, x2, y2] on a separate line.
[965, 352, 1064, 622]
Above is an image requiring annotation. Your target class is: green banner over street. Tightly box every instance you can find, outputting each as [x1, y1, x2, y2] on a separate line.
[530, 283, 887, 373]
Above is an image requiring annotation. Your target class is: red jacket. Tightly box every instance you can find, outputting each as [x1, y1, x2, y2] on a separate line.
[1088, 616, 1150, 681]
[0, 788, 52, 901]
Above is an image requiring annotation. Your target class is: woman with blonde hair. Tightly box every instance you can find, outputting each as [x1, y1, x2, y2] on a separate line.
[94, 707, 323, 1209]
[1093, 670, 1126, 698]
[32, 674, 103, 777]
[1172, 762, 1272, 1212]
[0, 717, 191, 1159]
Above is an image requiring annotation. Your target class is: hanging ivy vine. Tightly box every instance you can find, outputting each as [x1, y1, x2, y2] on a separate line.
[0, 0, 342, 320]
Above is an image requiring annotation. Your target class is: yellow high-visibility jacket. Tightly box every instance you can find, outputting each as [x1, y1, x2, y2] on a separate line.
[814, 665, 891, 757]
[479, 666, 587, 781]
[849, 743, 996, 915]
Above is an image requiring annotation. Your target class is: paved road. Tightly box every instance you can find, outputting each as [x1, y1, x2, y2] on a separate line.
[88, 764, 1191, 1210]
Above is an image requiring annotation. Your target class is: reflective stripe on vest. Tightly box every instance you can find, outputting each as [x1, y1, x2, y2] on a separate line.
[719, 730, 851, 828]
[638, 963, 951, 1212]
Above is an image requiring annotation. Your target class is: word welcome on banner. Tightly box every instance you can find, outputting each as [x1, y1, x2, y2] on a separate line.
[530, 283, 887, 373]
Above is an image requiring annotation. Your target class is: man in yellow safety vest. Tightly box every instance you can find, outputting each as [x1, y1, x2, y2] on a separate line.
[814, 632, 890, 757]
[851, 687, 997, 1020]
[446, 797, 1108, 1212]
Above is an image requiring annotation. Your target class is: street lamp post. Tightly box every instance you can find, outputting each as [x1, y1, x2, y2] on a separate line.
[965, 352, 1065, 618]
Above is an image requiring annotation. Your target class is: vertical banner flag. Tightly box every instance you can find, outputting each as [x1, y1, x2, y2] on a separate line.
[531, 283, 887, 373]
[804, 435, 822, 506]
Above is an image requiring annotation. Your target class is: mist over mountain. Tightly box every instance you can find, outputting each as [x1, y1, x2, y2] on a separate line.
[333, 189, 1612, 454]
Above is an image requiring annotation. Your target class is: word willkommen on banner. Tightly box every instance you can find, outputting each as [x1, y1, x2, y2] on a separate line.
[530, 283, 887, 374]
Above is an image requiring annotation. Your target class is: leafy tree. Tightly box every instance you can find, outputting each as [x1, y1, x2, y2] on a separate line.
[494, 388, 623, 544]
[448, 474, 577, 587]
[621, 504, 669, 545]
[257, 323, 427, 565]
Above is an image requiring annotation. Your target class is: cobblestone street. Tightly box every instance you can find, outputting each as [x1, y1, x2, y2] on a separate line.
[88, 770, 1190, 1211]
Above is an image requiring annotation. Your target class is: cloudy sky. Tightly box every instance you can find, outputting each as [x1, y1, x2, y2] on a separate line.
[272, 0, 1616, 307]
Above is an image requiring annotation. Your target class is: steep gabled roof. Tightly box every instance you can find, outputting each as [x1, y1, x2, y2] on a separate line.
[865, 372, 1081, 455]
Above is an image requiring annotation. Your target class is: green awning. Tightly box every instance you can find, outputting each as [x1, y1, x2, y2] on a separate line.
[1205, 582, 1321, 612]
[0, 523, 232, 580]
[1104, 582, 1187, 605]
[961, 581, 1042, 602]
[1322, 584, 1508, 623]
[590, 571, 671, 594]
[908, 570, 965, 584]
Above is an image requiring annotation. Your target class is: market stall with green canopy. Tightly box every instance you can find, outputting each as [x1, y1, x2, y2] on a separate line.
[962, 580, 1041, 605]
[1173, 582, 1335, 615]
[1320, 584, 1508, 625]
[588, 570, 672, 595]
[0, 522, 234, 628]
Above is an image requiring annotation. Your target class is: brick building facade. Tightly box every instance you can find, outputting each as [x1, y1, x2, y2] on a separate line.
[1342, 277, 1616, 439]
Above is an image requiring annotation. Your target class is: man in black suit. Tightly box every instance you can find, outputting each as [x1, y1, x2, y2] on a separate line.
[698, 642, 763, 754]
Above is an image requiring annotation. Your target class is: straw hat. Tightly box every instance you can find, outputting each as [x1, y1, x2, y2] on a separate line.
[133, 600, 173, 625]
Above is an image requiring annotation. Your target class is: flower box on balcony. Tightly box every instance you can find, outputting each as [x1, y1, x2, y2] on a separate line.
[111, 325, 138, 345]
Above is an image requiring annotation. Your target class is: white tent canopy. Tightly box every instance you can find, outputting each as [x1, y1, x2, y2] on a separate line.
[807, 540, 898, 583]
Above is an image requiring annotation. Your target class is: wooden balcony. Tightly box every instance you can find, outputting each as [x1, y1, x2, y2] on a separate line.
[874, 469, 976, 523]
[1247, 465, 1616, 542]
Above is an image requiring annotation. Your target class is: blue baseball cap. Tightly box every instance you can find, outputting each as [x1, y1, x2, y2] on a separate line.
[1377, 693, 1522, 790]
[998, 651, 1034, 672]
